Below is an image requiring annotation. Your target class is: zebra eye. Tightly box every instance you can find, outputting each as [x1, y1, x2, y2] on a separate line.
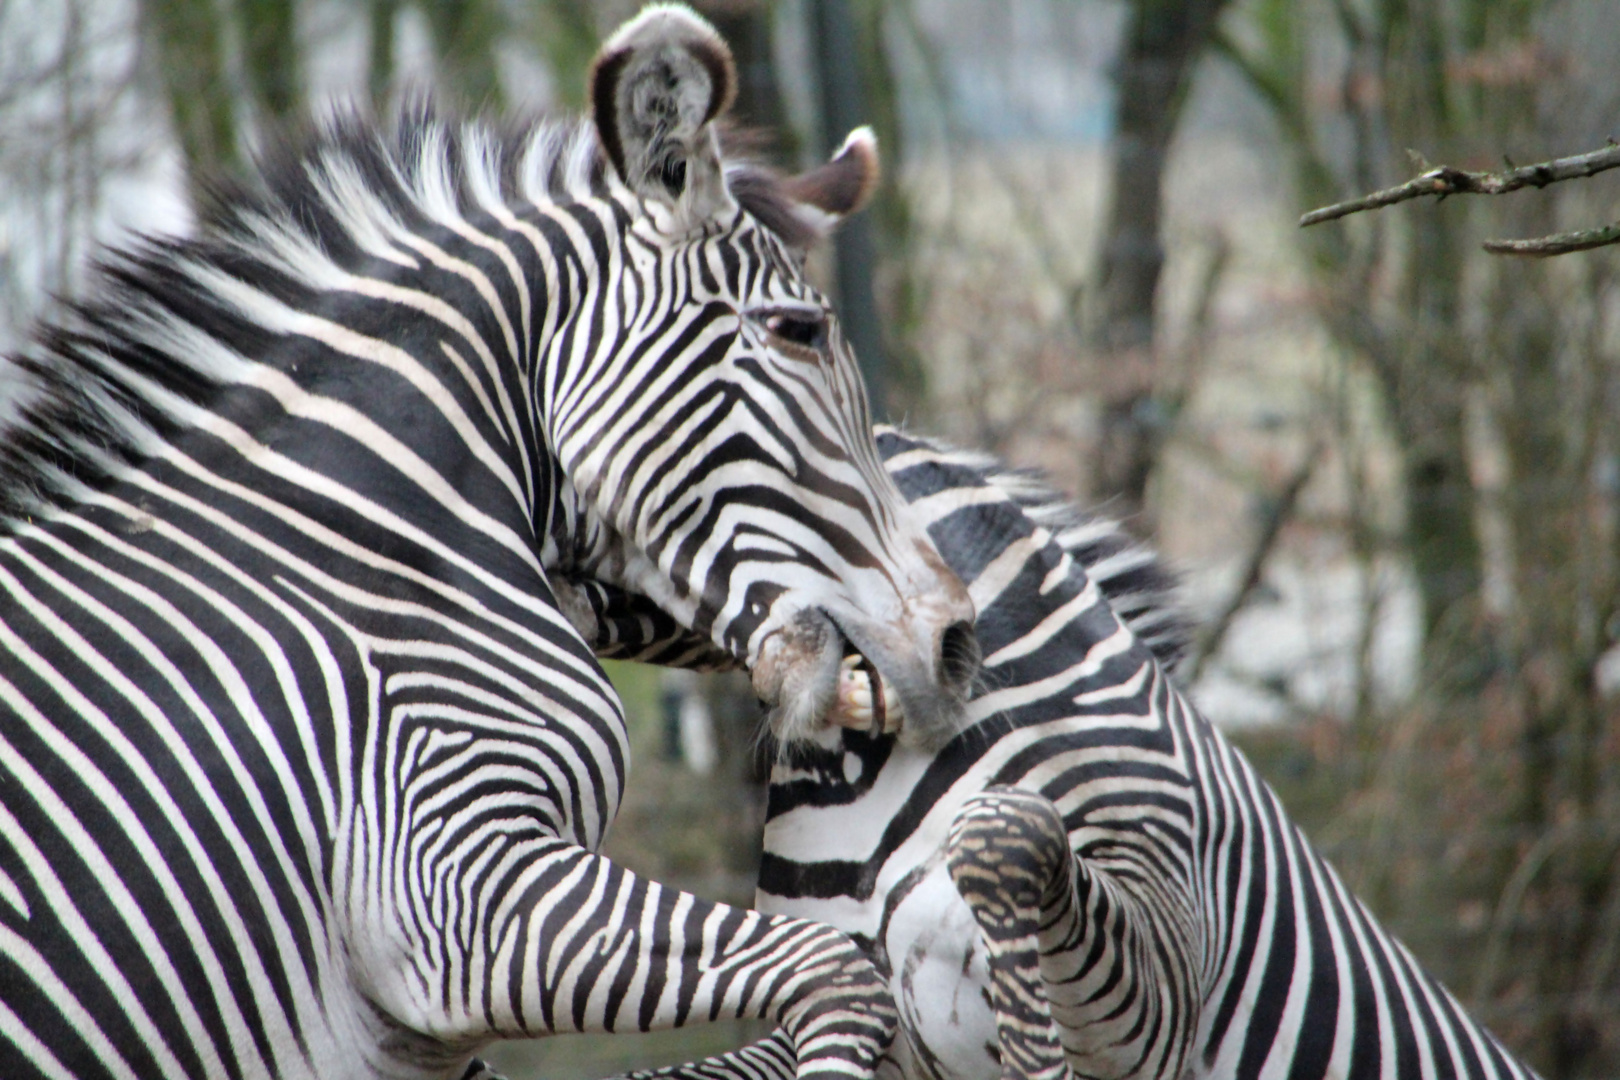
[762, 310, 827, 351]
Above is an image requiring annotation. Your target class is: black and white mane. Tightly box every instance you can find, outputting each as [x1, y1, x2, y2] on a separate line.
[0, 106, 820, 532]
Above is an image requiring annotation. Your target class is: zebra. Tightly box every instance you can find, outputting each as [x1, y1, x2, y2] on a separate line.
[568, 428, 1541, 1080]
[0, 6, 988, 1078]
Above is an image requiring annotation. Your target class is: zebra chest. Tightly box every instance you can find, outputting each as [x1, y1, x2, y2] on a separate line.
[762, 740, 1003, 1080]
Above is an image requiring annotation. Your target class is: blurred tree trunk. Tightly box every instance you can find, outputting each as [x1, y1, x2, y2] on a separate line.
[1090, 0, 1232, 523]
[1380, 0, 1486, 686]
[849, 0, 927, 416]
[423, 0, 503, 110]
[138, 0, 238, 200]
[239, 0, 300, 124]
[139, 0, 299, 194]
[1096, 0, 1231, 351]
[809, 0, 887, 415]
[527, 0, 600, 111]
[697, 2, 791, 150]
[368, 0, 400, 105]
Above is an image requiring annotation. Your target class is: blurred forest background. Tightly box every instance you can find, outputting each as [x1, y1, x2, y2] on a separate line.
[2, 0, 1618, 1075]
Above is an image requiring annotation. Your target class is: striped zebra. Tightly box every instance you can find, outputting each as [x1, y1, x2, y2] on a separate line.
[0, 7, 985, 1079]
[574, 429, 1540, 1080]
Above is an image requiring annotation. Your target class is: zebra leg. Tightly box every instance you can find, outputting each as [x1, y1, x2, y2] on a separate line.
[945, 788, 1077, 1080]
[949, 788, 1202, 1080]
[358, 839, 894, 1080]
[611, 1029, 798, 1080]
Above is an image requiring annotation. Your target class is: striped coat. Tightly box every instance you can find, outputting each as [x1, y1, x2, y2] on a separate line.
[0, 8, 976, 1079]
[587, 429, 1540, 1080]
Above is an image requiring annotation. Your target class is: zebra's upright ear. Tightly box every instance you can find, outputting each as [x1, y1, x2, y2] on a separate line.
[725, 128, 880, 254]
[590, 4, 737, 222]
[780, 127, 881, 238]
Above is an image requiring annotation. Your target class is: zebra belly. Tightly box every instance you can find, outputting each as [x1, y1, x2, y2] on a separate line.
[756, 855, 998, 1080]
[885, 864, 999, 1080]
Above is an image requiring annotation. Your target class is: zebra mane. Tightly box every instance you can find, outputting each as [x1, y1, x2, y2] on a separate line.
[0, 106, 806, 532]
[881, 428, 1193, 672]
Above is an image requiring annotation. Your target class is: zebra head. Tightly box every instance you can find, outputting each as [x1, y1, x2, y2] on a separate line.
[553, 5, 978, 747]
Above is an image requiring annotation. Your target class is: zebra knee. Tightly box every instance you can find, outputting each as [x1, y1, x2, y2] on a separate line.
[945, 786, 1071, 932]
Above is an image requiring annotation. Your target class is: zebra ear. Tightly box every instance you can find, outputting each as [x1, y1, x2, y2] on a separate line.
[590, 4, 737, 221]
[780, 127, 881, 237]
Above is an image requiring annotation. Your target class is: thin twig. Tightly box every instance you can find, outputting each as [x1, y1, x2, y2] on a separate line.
[1302, 142, 1620, 257]
[1300, 142, 1620, 227]
[1186, 440, 1325, 684]
[1482, 221, 1620, 257]
[1471, 825, 1569, 1005]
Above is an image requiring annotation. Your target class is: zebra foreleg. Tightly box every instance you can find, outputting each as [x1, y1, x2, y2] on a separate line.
[608, 1029, 799, 1080]
[945, 789, 1077, 1080]
[947, 788, 1202, 1080]
[356, 839, 894, 1080]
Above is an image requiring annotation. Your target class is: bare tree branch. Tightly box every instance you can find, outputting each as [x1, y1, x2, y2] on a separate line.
[1482, 221, 1620, 257]
[1300, 143, 1620, 226]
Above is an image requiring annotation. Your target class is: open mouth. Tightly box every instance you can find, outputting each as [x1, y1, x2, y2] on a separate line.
[750, 607, 976, 747]
[830, 619, 976, 741]
[830, 651, 902, 736]
[750, 609, 905, 744]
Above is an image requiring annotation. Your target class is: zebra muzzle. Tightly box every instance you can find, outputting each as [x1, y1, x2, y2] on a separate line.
[752, 601, 977, 748]
[752, 608, 903, 743]
[751, 607, 844, 746]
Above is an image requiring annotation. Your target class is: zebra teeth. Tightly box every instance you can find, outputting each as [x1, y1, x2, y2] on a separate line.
[829, 653, 903, 736]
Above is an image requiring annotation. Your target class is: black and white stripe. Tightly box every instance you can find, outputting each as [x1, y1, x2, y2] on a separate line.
[0, 7, 980, 1079]
[606, 428, 1538, 1080]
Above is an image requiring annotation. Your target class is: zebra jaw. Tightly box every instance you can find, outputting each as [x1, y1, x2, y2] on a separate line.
[751, 609, 901, 742]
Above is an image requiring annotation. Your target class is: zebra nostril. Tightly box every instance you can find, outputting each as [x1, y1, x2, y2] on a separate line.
[938, 620, 980, 697]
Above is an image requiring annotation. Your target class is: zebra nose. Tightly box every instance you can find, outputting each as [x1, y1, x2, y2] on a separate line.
[841, 559, 977, 748]
[938, 619, 980, 699]
[914, 546, 978, 696]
